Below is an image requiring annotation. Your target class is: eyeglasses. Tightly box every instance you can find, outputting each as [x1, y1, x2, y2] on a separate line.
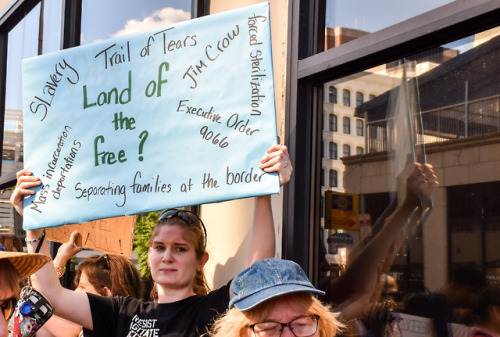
[0, 297, 17, 321]
[99, 254, 111, 270]
[158, 209, 207, 248]
[249, 315, 320, 337]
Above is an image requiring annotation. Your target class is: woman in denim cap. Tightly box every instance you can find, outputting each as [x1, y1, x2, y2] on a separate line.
[210, 258, 343, 337]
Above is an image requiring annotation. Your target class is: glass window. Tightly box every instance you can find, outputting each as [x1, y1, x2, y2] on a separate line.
[324, 0, 455, 50]
[318, 27, 500, 312]
[343, 89, 351, 106]
[343, 117, 351, 134]
[329, 142, 337, 160]
[356, 119, 364, 136]
[343, 144, 351, 157]
[4, 6, 41, 181]
[41, 1, 63, 54]
[329, 114, 337, 132]
[448, 182, 500, 283]
[356, 91, 364, 107]
[329, 86, 337, 103]
[329, 169, 337, 187]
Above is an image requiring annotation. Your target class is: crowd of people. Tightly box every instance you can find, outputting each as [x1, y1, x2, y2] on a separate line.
[1, 144, 499, 337]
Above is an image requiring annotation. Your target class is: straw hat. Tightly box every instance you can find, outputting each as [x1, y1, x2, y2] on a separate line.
[0, 250, 51, 278]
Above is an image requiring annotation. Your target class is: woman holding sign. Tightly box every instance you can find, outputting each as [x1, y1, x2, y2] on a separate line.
[12, 144, 292, 337]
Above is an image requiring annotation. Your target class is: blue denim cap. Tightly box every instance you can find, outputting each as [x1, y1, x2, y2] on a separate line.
[229, 258, 325, 311]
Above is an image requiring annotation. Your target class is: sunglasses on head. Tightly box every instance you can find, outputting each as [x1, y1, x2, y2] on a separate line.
[98, 254, 111, 270]
[158, 209, 207, 249]
[1, 297, 17, 321]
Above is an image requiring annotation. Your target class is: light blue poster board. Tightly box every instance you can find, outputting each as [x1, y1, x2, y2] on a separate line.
[21, 2, 279, 229]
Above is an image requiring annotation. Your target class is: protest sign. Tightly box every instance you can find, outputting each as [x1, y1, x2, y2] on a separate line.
[387, 313, 437, 337]
[46, 215, 136, 257]
[21, 2, 279, 229]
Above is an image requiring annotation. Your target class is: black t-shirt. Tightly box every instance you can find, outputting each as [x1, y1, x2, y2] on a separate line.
[84, 283, 230, 337]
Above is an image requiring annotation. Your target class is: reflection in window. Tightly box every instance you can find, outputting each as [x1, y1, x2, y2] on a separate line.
[4, 5, 41, 178]
[329, 114, 337, 132]
[356, 119, 364, 136]
[318, 28, 500, 312]
[356, 91, 364, 107]
[343, 89, 351, 106]
[329, 142, 337, 160]
[324, 0, 455, 50]
[343, 144, 351, 157]
[41, 2, 63, 54]
[329, 169, 338, 187]
[448, 182, 500, 283]
[329, 86, 337, 103]
[81, 1, 191, 45]
[343, 117, 351, 134]
[360, 30, 500, 153]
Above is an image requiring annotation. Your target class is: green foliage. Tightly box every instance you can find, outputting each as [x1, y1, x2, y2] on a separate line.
[133, 211, 160, 278]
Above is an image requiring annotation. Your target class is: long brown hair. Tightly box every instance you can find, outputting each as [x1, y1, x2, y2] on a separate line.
[150, 213, 210, 296]
[0, 260, 21, 295]
[0, 234, 23, 252]
[74, 254, 143, 298]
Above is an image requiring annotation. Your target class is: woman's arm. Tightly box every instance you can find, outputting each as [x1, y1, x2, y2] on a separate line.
[11, 170, 94, 330]
[38, 315, 83, 337]
[247, 144, 292, 266]
[52, 231, 83, 278]
[327, 163, 438, 319]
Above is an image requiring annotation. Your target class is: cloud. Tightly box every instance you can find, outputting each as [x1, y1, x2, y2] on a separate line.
[111, 7, 190, 38]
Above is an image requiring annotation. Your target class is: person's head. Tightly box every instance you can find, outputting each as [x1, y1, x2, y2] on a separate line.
[0, 250, 50, 337]
[442, 265, 485, 308]
[0, 234, 23, 252]
[74, 254, 143, 298]
[148, 209, 209, 296]
[474, 285, 500, 329]
[211, 258, 343, 337]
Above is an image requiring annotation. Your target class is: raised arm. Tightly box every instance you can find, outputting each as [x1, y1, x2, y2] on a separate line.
[52, 230, 83, 278]
[327, 163, 438, 319]
[11, 170, 94, 330]
[247, 144, 292, 266]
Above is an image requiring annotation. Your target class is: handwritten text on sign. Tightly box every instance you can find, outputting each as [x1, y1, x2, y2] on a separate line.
[22, 3, 279, 229]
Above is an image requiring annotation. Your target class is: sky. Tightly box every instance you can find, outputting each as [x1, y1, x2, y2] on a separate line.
[81, 0, 191, 44]
[325, 0, 454, 33]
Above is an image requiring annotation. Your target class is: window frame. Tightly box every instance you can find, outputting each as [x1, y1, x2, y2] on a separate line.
[328, 141, 337, 159]
[343, 116, 351, 134]
[283, 0, 500, 272]
[355, 91, 364, 107]
[328, 85, 337, 103]
[343, 144, 351, 157]
[356, 119, 364, 136]
[342, 88, 351, 106]
[328, 113, 337, 131]
[329, 169, 337, 187]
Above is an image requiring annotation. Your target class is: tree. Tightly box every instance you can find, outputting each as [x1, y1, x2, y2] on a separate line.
[133, 211, 160, 278]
